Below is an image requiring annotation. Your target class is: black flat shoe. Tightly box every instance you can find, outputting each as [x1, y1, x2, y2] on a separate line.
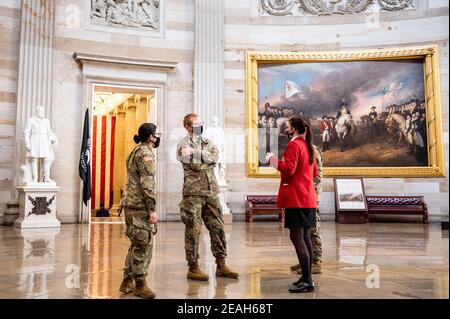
[289, 282, 314, 293]
[292, 278, 305, 286]
[292, 275, 310, 286]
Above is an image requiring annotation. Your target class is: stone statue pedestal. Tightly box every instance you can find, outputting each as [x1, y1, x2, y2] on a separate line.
[219, 183, 232, 224]
[15, 183, 61, 229]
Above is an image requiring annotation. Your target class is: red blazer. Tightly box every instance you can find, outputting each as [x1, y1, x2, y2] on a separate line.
[270, 137, 318, 209]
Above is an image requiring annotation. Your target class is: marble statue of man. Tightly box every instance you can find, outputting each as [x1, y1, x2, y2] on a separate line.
[204, 116, 227, 185]
[23, 105, 57, 183]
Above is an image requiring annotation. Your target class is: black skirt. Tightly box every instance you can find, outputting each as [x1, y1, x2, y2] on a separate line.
[284, 208, 317, 229]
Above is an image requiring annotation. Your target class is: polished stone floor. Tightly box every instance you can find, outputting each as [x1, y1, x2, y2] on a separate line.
[0, 220, 448, 299]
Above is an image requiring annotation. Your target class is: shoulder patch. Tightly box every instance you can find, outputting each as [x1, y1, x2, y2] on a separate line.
[143, 156, 152, 162]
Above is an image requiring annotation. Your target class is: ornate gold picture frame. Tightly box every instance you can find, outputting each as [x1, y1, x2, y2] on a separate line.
[246, 45, 445, 178]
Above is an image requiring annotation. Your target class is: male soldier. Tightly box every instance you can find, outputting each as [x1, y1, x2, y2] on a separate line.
[369, 106, 378, 136]
[290, 145, 323, 274]
[177, 114, 238, 281]
[369, 106, 378, 123]
[119, 123, 161, 299]
[405, 114, 415, 155]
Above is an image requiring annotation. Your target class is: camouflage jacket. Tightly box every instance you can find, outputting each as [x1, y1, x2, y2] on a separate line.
[121, 143, 156, 211]
[176, 135, 219, 196]
[313, 145, 323, 199]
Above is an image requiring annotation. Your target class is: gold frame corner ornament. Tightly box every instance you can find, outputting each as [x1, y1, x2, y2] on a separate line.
[245, 45, 446, 178]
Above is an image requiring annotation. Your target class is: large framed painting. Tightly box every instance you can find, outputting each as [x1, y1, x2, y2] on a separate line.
[246, 46, 446, 177]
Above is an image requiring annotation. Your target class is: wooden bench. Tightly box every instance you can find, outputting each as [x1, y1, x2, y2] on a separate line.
[245, 195, 285, 223]
[366, 196, 428, 224]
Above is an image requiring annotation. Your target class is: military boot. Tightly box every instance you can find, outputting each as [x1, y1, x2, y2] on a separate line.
[215, 257, 239, 278]
[312, 262, 322, 274]
[187, 263, 209, 281]
[296, 262, 322, 275]
[119, 276, 134, 294]
[290, 263, 301, 271]
[134, 279, 156, 299]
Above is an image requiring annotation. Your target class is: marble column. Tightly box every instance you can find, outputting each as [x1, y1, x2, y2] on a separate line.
[194, 0, 224, 128]
[111, 107, 126, 212]
[124, 100, 138, 157]
[194, 0, 231, 223]
[4, 0, 56, 225]
[136, 95, 148, 126]
[148, 95, 157, 124]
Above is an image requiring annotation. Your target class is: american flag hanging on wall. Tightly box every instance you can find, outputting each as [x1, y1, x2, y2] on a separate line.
[91, 115, 116, 210]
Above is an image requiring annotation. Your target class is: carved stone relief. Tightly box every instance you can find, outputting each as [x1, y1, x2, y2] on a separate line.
[91, 0, 160, 30]
[259, 0, 416, 16]
[27, 196, 55, 217]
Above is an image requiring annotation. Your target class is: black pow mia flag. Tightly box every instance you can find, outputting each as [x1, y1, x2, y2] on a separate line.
[79, 108, 91, 206]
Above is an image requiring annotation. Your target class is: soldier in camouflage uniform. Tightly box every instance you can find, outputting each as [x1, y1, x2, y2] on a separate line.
[177, 113, 238, 281]
[291, 145, 323, 274]
[119, 123, 160, 299]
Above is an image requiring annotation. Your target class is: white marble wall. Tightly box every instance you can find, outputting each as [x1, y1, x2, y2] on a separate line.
[0, 1, 20, 224]
[223, 0, 449, 222]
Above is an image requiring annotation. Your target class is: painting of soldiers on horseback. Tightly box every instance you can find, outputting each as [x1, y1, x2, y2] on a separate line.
[256, 58, 428, 169]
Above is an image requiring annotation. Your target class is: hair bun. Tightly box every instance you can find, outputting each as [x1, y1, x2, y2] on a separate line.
[133, 134, 141, 144]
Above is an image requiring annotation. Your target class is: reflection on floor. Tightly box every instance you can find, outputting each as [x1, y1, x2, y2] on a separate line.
[0, 222, 448, 299]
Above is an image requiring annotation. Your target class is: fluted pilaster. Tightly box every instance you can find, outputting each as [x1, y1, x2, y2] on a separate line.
[13, 0, 56, 194]
[4, 0, 56, 225]
[194, 0, 224, 127]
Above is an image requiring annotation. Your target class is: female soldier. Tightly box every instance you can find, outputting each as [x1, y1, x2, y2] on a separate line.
[119, 123, 160, 299]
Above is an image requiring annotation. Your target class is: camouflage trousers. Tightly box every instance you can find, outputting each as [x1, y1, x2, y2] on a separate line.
[180, 195, 227, 266]
[311, 207, 323, 264]
[123, 208, 156, 281]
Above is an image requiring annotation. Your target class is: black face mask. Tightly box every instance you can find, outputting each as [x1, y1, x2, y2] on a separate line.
[152, 136, 161, 148]
[285, 129, 294, 139]
[192, 125, 203, 136]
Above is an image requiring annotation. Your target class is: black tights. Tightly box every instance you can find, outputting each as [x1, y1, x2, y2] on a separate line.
[290, 226, 313, 285]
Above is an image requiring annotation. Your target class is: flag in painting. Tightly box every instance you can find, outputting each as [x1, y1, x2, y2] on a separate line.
[286, 80, 306, 99]
[382, 82, 403, 104]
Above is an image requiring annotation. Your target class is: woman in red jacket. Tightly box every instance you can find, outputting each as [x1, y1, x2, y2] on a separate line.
[266, 117, 318, 293]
